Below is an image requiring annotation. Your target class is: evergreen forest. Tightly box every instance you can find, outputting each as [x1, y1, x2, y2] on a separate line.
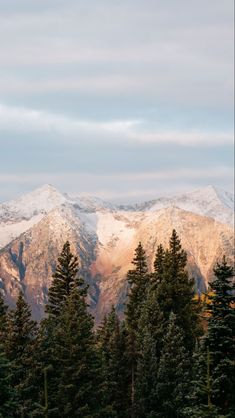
[0, 231, 234, 418]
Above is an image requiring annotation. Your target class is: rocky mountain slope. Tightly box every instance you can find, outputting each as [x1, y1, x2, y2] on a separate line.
[0, 184, 234, 322]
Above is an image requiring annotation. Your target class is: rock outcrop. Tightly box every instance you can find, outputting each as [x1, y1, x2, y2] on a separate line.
[0, 184, 234, 322]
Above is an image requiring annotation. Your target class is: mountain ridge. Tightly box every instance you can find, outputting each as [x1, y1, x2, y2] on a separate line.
[0, 184, 234, 322]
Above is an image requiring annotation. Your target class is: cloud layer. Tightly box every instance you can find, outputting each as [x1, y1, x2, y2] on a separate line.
[0, 103, 233, 146]
[0, 0, 233, 201]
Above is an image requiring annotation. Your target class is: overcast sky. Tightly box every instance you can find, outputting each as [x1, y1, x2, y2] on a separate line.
[0, 0, 234, 203]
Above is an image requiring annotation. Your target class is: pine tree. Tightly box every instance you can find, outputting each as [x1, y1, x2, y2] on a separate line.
[151, 244, 165, 289]
[156, 312, 191, 418]
[183, 339, 220, 418]
[125, 242, 149, 418]
[46, 241, 85, 317]
[206, 257, 235, 415]
[5, 291, 38, 417]
[156, 230, 200, 351]
[135, 311, 159, 418]
[184, 257, 235, 417]
[29, 318, 59, 417]
[0, 344, 16, 418]
[52, 287, 99, 417]
[126, 242, 148, 331]
[34, 243, 89, 416]
[97, 307, 129, 418]
[37, 242, 82, 413]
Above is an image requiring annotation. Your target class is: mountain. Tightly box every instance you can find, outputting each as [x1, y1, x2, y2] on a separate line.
[118, 185, 234, 225]
[0, 184, 234, 322]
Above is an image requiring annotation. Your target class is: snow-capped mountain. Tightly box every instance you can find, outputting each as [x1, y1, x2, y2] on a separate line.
[0, 184, 233, 250]
[0, 184, 234, 322]
[0, 185, 115, 248]
[118, 185, 234, 225]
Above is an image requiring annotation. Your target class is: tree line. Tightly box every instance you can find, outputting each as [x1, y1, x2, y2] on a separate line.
[0, 230, 234, 417]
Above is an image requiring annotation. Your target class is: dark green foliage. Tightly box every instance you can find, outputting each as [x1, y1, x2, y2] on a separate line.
[97, 307, 129, 418]
[135, 314, 159, 418]
[152, 244, 165, 288]
[183, 403, 220, 418]
[155, 230, 200, 351]
[126, 242, 149, 331]
[183, 339, 220, 418]
[125, 242, 149, 417]
[0, 344, 16, 418]
[34, 242, 91, 416]
[5, 291, 38, 416]
[185, 257, 235, 417]
[130, 293, 164, 417]
[134, 230, 201, 417]
[46, 241, 85, 317]
[156, 312, 191, 418]
[29, 318, 60, 417]
[207, 257, 235, 415]
[52, 287, 99, 417]
[0, 236, 233, 418]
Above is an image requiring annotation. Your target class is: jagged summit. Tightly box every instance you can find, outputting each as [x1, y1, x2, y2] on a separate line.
[0, 183, 68, 221]
[0, 183, 234, 321]
[117, 185, 234, 226]
[1, 183, 233, 216]
[0, 183, 233, 250]
[179, 185, 234, 209]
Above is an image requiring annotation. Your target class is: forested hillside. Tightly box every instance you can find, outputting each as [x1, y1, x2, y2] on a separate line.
[0, 231, 234, 417]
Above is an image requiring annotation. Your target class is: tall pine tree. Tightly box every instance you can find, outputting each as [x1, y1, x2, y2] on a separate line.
[134, 232, 201, 417]
[185, 257, 235, 417]
[155, 230, 200, 351]
[125, 242, 149, 418]
[36, 242, 88, 415]
[135, 306, 159, 418]
[183, 338, 220, 418]
[126, 242, 148, 331]
[151, 244, 165, 289]
[97, 307, 129, 418]
[46, 241, 85, 317]
[5, 291, 38, 417]
[156, 312, 191, 418]
[207, 257, 235, 416]
[52, 286, 99, 417]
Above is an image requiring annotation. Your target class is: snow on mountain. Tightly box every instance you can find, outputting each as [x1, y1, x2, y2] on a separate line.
[213, 186, 234, 210]
[70, 195, 115, 212]
[0, 184, 233, 250]
[0, 184, 71, 248]
[0, 214, 44, 250]
[0, 184, 234, 322]
[0, 184, 69, 221]
[120, 185, 234, 226]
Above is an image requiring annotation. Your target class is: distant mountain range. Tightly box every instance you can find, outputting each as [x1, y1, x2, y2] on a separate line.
[0, 184, 234, 322]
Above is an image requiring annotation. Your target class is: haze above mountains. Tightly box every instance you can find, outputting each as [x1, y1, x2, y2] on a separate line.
[0, 184, 234, 322]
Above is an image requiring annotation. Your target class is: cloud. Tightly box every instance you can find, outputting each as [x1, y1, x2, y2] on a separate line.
[0, 167, 232, 184]
[0, 166, 233, 203]
[0, 102, 139, 136]
[0, 1, 233, 109]
[0, 103, 233, 147]
[0, 1, 233, 202]
[129, 131, 233, 146]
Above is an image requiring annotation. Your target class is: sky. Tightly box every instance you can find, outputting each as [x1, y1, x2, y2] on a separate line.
[0, 0, 234, 203]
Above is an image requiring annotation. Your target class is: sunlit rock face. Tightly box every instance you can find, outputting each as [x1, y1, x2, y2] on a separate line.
[0, 184, 234, 323]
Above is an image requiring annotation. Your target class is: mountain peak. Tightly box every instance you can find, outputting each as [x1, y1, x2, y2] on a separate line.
[0, 183, 68, 223]
[187, 185, 234, 210]
[33, 183, 62, 195]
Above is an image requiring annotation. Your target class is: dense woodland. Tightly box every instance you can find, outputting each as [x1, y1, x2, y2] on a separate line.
[0, 230, 234, 418]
